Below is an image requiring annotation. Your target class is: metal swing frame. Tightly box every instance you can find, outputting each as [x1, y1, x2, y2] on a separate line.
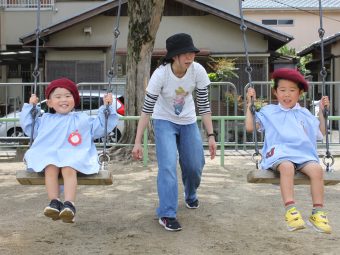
[16, 0, 123, 185]
[240, 0, 340, 185]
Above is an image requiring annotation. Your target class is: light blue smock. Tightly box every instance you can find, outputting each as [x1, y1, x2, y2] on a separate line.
[255, 103, 322, 170]
[20, 103, 118, 174]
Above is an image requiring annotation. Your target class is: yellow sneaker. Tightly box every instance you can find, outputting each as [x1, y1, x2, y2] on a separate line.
[285, 207, 306, 231]
[309, 211, 332, 234]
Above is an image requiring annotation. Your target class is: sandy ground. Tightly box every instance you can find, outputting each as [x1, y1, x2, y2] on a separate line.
[1, 154, 340, 255]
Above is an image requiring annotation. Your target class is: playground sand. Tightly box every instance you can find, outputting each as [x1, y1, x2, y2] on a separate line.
[1, 155, 340, 255]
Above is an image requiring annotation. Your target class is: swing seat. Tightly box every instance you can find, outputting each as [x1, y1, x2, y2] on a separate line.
[16, 170, 113, 185]
[247, 169, 340, 186]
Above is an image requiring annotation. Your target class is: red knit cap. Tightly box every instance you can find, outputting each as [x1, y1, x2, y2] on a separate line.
[272, 68, 308, 91]
[45, 78, 80, 106]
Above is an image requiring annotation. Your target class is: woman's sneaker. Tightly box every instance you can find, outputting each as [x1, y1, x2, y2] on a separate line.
[185, 199, 199, 209]
[308, 211, 332, 234]
[285, 207, 306, 231]
[159, 217, 182, 231]
[59, 201, 76, 223]
[44, 199, 64, 221]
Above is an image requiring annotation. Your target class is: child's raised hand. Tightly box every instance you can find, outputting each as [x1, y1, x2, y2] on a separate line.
[29, 94, 39, 105]
[319, 96, 330, 110]
[246, 87, 256, 103]
[103, 93, 113, 105]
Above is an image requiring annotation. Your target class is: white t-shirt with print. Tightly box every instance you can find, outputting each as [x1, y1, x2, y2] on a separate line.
[146, 62, 210, 125]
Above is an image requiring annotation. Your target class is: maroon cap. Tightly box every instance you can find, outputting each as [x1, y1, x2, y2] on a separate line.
[45, 78, 80, 106]
[272, 68, 308, 91]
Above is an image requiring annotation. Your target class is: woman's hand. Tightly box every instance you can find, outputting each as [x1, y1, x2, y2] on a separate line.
[208, 136, 217, 160]
[132, 144, 143, 160]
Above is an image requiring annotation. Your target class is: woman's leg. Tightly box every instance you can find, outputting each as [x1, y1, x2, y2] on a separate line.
[61, 166, 77, 202]
[178, 123, 205, 204]
[45, 164, 61, 200]
[153, 119, 179, 218]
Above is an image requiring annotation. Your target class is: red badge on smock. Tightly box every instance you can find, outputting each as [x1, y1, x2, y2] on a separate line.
[68, 130, 82, 146]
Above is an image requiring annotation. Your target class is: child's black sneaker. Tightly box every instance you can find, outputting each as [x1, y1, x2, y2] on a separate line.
[44, 199, 64, 220]
[158, 217, 182, 231]
[59, 201, 76, 223]
[185, 199, 199, 209]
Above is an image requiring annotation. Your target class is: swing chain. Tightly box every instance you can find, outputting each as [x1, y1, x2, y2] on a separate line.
[29, 106, 38, 146]
[239, 0, 262, 168]
[318, 0, 334, 170]
[99, 0, 122, 167]
[98, 106, 112, 167]
[29, 0, 41, 146]
[107, 0, 122, 93]
[322, 154, 334, 172]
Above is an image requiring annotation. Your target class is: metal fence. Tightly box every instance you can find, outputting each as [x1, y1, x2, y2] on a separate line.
[1, 81, 340, 166]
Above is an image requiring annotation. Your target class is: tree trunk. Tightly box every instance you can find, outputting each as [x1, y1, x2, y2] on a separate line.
[111, 0, 165, 159]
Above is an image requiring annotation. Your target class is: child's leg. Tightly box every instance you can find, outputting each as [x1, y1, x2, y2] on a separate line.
[277, 161, 295, 205]
[44, 165, 63, 220]
[299, 162, 324, 207]
[59, 167, 77, 223]
[300, 162, 331, 234]
[45, 164, 61, 200]
[277, 161, 305, 231]
[61, 166, 77, 202]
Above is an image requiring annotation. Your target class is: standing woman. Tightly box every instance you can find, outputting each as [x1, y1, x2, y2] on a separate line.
[132, 33, 216, 231]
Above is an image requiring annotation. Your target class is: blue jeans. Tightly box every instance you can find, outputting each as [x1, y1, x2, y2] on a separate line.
[153, 119, 205, 218]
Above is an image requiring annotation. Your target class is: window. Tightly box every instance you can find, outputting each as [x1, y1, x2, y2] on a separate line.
[78, 96, 102, 111]
[8, 64, 19, 78]
[46, 61, 104, 83]
[278, 19, 294, 25]
[262, 19, 277, 25]
[262, 19, 294, 26]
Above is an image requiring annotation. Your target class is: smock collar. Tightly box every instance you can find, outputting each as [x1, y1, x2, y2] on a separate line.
[278, 103, 301, 111]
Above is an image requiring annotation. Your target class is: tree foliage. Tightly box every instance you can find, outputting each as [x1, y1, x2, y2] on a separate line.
[276, 45, 311, 76]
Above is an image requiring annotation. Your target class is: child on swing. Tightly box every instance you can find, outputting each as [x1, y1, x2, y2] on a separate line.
[245, 68, 331, 234]
[20, 78, 118, 223]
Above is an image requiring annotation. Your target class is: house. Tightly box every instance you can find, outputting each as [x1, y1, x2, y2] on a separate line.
[0, 0, 293, 109]
[242, 0, 340, 52]
[243, 0, 340, 117]
[298, 32, 340, 116]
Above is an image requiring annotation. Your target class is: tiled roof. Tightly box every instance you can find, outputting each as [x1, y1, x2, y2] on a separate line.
[242, 0, 340, 9]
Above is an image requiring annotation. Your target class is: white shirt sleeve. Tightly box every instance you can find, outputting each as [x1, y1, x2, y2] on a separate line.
[146, 66, 165, 96]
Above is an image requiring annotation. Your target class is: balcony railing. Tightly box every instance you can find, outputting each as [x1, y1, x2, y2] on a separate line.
[0, 0, 54, 9]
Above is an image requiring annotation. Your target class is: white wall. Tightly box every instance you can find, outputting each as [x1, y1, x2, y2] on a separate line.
[244, 10, 340, 51]
[53, 2, 104, 23]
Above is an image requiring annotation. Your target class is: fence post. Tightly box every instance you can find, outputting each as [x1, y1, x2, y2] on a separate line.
[220, 118, 225, 167]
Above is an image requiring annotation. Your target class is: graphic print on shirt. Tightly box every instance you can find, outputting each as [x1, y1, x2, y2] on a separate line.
[173, 86, 189, 115]
[68, 130, 82, 146]
[300, 120, 308, 135]
[266, 147, 275, 159]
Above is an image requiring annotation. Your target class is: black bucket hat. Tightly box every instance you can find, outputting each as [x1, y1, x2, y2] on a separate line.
[165, 33, 200, 60]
